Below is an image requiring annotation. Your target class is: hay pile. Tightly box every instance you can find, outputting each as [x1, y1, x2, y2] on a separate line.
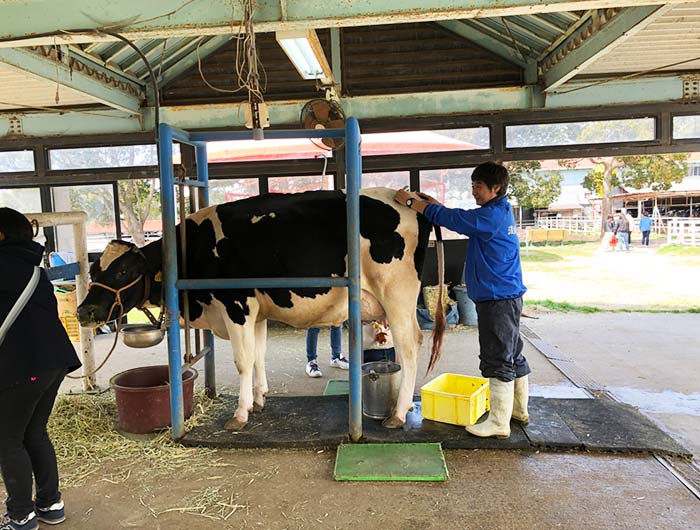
[422, 285, 453, 318]
[48, 390, 222, 488]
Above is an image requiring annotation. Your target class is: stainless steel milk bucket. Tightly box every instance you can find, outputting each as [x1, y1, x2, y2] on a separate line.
[362, 361, 401, 419]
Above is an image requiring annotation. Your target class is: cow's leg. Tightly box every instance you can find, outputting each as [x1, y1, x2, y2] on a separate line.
[381, 297, 423, 428]
[223, 317, 258, 431]
[252, 320, 269, 413]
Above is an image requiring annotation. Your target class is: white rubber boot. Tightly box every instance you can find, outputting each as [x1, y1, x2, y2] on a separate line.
[465, 379, 514, 438]
[512, 375, 529, 424]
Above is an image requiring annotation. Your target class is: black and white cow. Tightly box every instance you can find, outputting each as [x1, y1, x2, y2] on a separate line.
[77, 188, 445, 430]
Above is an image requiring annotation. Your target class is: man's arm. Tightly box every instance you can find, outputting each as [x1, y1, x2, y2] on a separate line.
[393, 190, 482, 236]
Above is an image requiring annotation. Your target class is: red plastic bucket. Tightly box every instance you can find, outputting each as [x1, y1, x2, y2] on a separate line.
[110, 365, 198, 434]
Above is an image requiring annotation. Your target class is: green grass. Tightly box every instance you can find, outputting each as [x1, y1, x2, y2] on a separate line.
[126, 307, 161, 323]
[525, 300, 602, 313]
[525, 299, 700, 314]
[657, 245, 700, 257]
[520, 251, 564, 263]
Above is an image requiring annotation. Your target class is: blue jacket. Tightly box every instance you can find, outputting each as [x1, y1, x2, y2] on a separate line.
[423, 196, 526, 302]
[639, 216, 652, 231]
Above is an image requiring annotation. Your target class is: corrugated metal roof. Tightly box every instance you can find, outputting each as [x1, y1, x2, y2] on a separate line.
[583, 2, 700, 75]
[79, 36, 230, 81]
[457, 11, 588, 61]
[0, 65, 95, 110]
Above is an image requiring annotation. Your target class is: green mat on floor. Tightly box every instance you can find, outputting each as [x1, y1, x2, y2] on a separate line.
[323, 379, 349, 396]
[334, 443, 448, 481]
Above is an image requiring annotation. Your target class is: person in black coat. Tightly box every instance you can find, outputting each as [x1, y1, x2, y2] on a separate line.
[0, 208, 81, 530]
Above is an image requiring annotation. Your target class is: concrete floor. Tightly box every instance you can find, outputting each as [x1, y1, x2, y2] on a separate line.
[65, 311, 699, 456]
[34, 312, 700, 529]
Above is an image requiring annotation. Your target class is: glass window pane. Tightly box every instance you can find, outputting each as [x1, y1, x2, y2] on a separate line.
[209, 179, 260, 204]
[53, 184, 116, 253]
[361, 128, 489, 155]
[0, 187, 42, 212]
[362, 172, 409, 189]
[116, 179, 163, 246]
[506, 118, 655, 148]
[0, 150, 34, 172]
[673, 115, 700, 139]
[207, 139, 329, 163]
[420, 168, 477, 239]
[49, 144, 180, 170]
[268, 175, 333, 193]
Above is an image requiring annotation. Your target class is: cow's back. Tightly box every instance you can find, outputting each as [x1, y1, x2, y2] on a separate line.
[183, 188, 431, 326]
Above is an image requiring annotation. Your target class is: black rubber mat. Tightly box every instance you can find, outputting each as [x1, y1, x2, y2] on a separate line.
[181, 395, 691, 457]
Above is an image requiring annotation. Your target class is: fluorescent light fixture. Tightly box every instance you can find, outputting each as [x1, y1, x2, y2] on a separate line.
[276, 29, 333, 81]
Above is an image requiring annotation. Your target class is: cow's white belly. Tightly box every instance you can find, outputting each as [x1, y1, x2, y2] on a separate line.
[190, 298, 231, 339]
[256, 287, 385, 328]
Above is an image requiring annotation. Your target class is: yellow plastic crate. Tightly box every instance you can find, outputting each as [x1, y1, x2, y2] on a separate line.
[420, 373, 490, 426]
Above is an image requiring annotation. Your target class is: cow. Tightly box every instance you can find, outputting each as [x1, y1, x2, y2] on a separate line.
[77, 188, 445, 431]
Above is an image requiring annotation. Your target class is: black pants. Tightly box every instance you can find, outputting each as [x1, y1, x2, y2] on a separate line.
[475, 297, 531, 382]
[0, 369, 64, 520]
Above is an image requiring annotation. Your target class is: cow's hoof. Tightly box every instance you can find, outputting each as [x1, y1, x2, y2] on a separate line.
[382, 416, 405, 429]
[253, 401, 265, 413]
[224, 417, 248, 431]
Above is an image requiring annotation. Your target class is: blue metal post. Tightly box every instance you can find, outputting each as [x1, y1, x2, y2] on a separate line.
[158, 123, 185, 439]
[195, 143, 217, 398]
[345, 117, 363, 442]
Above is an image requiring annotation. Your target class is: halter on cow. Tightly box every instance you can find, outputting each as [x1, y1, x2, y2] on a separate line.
[77, 188, 445, 430]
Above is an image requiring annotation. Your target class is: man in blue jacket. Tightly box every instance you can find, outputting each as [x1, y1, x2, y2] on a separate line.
[394, 162, 530, 438]
[639, 211, 652, 246]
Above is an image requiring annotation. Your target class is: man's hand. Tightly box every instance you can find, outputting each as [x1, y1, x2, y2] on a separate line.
[393, 189, 414, 206]
[416, 192, 442, 205]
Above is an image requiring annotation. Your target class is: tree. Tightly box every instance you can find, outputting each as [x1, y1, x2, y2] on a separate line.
[52, 145, 162, 245]
[506, 160, 562, 210]
[68, 179, 160, 246]
[581, 154, 688, 234]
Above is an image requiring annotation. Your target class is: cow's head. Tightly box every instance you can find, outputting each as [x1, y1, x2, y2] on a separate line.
[77, 240, 151, 327]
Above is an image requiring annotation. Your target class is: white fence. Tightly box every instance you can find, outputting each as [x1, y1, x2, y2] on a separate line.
[667, 218, 700, 246]
[537, 217, 600, 234]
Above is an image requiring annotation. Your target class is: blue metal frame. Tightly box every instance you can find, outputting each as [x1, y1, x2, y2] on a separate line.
[158, 120, 364, 441]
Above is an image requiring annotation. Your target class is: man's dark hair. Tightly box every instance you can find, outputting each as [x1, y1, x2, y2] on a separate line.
[471, 161, 509, 197]
[0, 207, 33, 242]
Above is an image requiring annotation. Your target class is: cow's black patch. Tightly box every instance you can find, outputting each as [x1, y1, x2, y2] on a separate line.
[181, 217, 253, 325]
[414, 214, 432, 280]
[359, 196, 405, 264]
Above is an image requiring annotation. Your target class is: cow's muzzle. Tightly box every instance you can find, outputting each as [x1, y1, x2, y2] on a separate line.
[76, 304, 104, 327]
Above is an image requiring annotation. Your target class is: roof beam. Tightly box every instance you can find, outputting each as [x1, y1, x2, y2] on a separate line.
[0, 1, 696, 45]
[539, 5, 674, 92]
[437, 20, 528, 68]
[0, 47, 143, 114]
[0, 75, 688, 140]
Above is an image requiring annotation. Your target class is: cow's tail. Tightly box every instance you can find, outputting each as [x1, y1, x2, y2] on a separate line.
[426, 225, 446, 374]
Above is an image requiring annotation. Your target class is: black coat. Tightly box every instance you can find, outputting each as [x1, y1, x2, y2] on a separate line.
[0, 240, 81, 389]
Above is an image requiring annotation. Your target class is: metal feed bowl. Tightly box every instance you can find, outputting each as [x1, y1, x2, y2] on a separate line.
[121, 324, 165, 348]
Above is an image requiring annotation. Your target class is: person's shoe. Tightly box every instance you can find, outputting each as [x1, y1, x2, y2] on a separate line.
[305, 361, 322, 378]
[512, 375, 529, 424]
[465, 379, 514, 439]
[330, 356, 350, 370]
[0, 512, 38, 530]
[36, 501, 65, 525]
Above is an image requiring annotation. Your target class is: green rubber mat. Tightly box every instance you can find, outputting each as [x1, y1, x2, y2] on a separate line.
[323, 380, 349, 396]
[334, 443, 448, 481]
